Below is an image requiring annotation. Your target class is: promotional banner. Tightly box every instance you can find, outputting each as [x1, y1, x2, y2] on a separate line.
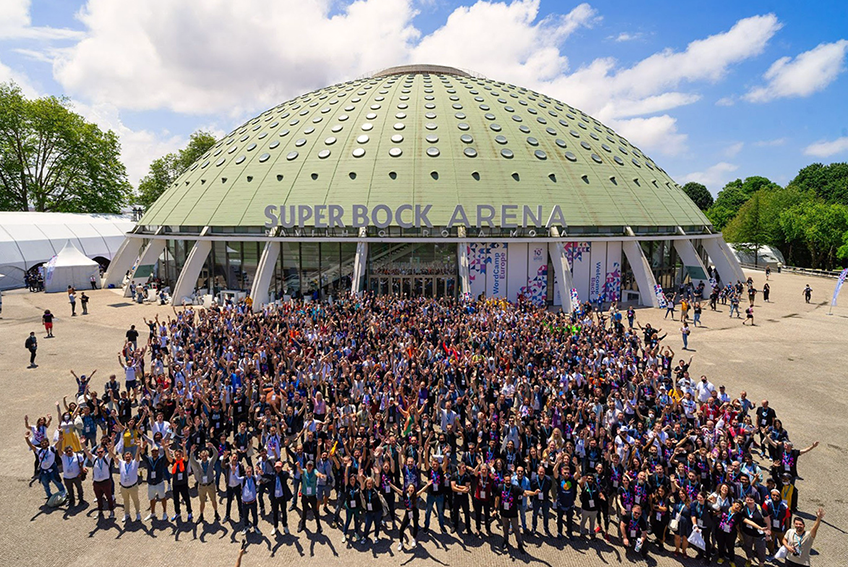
[487, 242, 508, 299]
[604, 242, 622, 303]
[570, 242, 592, 303]
[44, 255, 58, 287]
[506, 242, 528, 302]
[654, 284, 668, 309]
[830, 267, 848, 313]
[521, 245, 548, 306]
[570, 288, 581, 310]
[467, 243, 488, 299]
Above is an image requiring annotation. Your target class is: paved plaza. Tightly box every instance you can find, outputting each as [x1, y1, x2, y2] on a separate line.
[0, 269, 845, 567]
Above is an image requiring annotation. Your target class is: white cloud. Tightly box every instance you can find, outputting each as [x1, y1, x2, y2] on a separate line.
[0, 0, 82, 40]
[0, 55, 38, 97]
[724, 141, 744, 158]
[715, 96, 735, 106]
[803, 137, 848, 158]
[753, 137, 787, 147]
[680, 162, 739, 191]
[612, 32, 642, 42]
[611, 115, 688, 156]
[745, 39, 848, 102]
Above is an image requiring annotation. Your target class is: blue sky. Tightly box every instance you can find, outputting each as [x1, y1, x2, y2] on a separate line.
[1, 0, 847, 193]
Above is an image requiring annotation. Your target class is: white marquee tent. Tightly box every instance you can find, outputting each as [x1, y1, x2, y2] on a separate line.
[0, 212, 134, 290]
[44, 241, 101, 293]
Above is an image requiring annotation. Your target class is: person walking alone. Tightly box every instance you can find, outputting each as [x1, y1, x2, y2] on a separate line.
[80, 292, 89, 315]
[42, 310, 54, 337]
[26, 331, 38, 368]
[681, 322, 691, 350]
[68, 286, 77, 316]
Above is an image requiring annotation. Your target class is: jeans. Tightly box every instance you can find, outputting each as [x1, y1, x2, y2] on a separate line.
[363, 510, 382, 539]
[501, 515, 523, 548]
[341, 507, 359, 537]
[173, 483, 192, 516]
[532, 499, 550, 532]
[241, 499, 258, 528]
[682, 333, 689, 349]
[557, 505, 574, 536]
[399, 508, 419, 543]
[270, 495, 288, 528]
[39, 468, 65, 498]
[424, 493, 445, 530]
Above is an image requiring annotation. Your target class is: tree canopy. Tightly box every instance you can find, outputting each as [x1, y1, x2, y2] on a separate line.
[0, 82, 130, 213]
[136, 131, 216, 208]
[787, 162, 848, 204]
[681, 182, 713, 211]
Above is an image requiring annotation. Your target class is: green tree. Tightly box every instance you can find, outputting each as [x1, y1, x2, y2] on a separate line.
[681, 182, 713, 210]
[706, 176, 781, 230]
[0, 82, 130, 212]
[787, 162, 848, 205]
[136, 130, 216, 208]
[779, 201, 848, 269]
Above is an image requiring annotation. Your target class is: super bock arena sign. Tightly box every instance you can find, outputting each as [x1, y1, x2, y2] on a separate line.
[263, 203, 567, 230]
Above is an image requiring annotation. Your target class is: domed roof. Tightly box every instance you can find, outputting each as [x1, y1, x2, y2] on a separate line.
[141, 66, 709, 231]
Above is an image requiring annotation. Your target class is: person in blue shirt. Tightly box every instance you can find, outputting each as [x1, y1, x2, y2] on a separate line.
[267, 459, 292, 536]
[236, 465, 260, 535]
[553, 452, 577, 539]
[512, 466, 532, 534]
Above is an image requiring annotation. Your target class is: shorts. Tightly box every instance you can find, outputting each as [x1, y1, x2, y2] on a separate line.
[44, 322, 53, 330]
[126, 380, 137, 391]
[318, 484, 331, 500]
[148, 482, 167, 500]
[198, 483, 216, 503]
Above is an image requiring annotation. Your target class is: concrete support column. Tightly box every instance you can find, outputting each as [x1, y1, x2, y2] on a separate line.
[350, 228, 368, 295]
[103, 237, 143, 288]
[622, 230, 660, 307]
[717, 236, 746, 282]
[673, 234, 710, 287]
[250, 241, 280, 312]
[702, 235, 744, 286]
[548, 227, 575, 312]
[123, 239, 166, 298]
[171, 240, 212, 305]
[457, 227, 471, 298]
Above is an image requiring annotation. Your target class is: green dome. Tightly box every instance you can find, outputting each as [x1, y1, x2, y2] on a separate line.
[141, 65, 709, 231]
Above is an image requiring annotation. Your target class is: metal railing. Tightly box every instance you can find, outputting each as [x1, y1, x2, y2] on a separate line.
[740, 262, 844, 279]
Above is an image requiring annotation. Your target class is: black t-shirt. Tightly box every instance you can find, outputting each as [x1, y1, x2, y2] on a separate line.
[756, 407, 776, 428]
[127, 329, 139, 342]
[621, 513, 648, 541]
[740, 505, 766, 537]
[499, 483, 523, 517]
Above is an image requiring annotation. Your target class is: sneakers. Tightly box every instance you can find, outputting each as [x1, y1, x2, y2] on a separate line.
[342, 534, 347, 543]
[187, 513, 193, 522]
[272, 527, 279, 536]
[397, 541, 403, 551]
[171, 514, 179, 521]
[123, 514, 130, 523]
[109, 511, 115, 519]
[162, 512, 168, 521]
[136, 513, 141, 522]
[199, 514, 205, 523]
[214, 512, 221, 522]
[144, 513, 154, 521]
[223, 515, 230, 523]
[284, 526, 290, 535]
[717, 559, 725, 565]
[242, 527, 249, 535]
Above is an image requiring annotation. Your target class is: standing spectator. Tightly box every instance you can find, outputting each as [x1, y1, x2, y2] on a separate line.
[42, 310, 54, 337]
[802, 284, 813, 303]
[25, 431, 66, 500]
[763, 282, 771, 302]
[782, 508, 824, 566]
[80, 292, 89, 315]
[118, 445, 142, 523]
[83, 440, 116, 519]
[25, 331, 38, 368]
[740, 494, 771, 567]
[58, 434, 85, 507]
[90, 274, 98, 289]
[68, 286, 77, 316]
[126, 325, 139, 350]
[681, 322, 691, 350]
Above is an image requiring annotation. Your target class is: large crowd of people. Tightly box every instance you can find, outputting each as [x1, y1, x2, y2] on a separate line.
[24, 293, 824, 565]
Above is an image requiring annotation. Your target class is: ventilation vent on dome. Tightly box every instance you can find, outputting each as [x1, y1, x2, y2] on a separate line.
[632, 178, 640, 186]
[430, 171, 439, 180]
[389, 172, 397, 180]
[247, 176, 253, 182]
[276, 175, 283, 181]
[581, 174, 589, 183]
[548, 173, 557, 183]
[511, 172, 520, 181]
[349, 172, 357, 180]
[221, 178, 227, 184]
[609, 176, 617, 185]
[311, 173, 318, 180]
[472, 172, 480, 181]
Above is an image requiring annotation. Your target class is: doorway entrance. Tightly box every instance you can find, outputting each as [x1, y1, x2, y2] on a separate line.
[366, 242, 457, 298]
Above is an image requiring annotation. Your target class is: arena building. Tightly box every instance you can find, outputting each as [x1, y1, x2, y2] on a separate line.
[104, 65, 744, 311]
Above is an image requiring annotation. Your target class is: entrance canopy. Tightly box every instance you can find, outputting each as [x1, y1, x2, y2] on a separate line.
[44, 241, 100, 293]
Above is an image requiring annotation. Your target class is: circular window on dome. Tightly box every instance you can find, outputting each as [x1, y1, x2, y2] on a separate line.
[279, 129, 290, 137]
[361, 123, 373, 131]
[370, 104, 381, 110]
[495, 135, 508, 144]
[366, 113, 377, 120]
[519, 125, 530, 133]
[425, 104, 436, 110]
[289, 119, 299, 126]
[484, 113, 496, 120]
[312, 116, 323, 124]
[351, 97, 361, 103]
[318, 150, 331, 159]
[426, 147, 440, 157]
[457, 123, 470, 131]
[479, 104, 490, 111]
[269, 141, 280, 149]
[590, 132, 599, 140]
[460, 134, 473, 143]
[591, 153, 602, 163]
[398, 103, 409, 109]
[452, 103, 463, 110]
[324, 137, 336, 145]
[578, 122, 587, 129]
[613, 155, 624, 165]
[294, 139, 305, 148]
[338, 114, 349, 122]
[464, 147, 478, 158]
[527, 137, 539, 146]
[632, 158, 641, 167]
[258, 153, 270, 163]
[534, 150, 547, 160]
[228, 145, 238, 154]
[570, 130, 580, 138]
[455, 112, 466, 120]
[352, 148, 366, 158]
[425, 112, 436, 119]
[253, 125, 261, 131]
[546, 127, 557, 136]
[394, 123, 405, 130]
[564, 151, 577, 162]
[396, 112, 407, 119]
[580, 141, 591, 150]
[645, 161, 654, 170]
[425, 123, 438, 130]
[424, 95, 434, 101]
[426, 135, 439, 143]
[555, 138, 567, 148]
[258, 132, 268, 140]
[511, 115, 523, 122]
[619, 146, 629, 155]
[303, 127, 315, 135]
[356, 134, 369, 144]
[216, 158, 225, 166]
[235, 156, 246, 164]
[286, 151, 298, 161]
[247, 143, 258, 151]
[389, 147, 402, 157]
[536, 117, 547, 124]
[391, 134, 403, 143]
[240, 134, 249, 142]
[602, 143, 611, 152]
[299, 110, 308, 116]
[501, 148, 514, 158]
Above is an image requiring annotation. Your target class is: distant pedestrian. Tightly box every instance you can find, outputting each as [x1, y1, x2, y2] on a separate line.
[68, 286, 77, 316]
[803, 285, 812, 303]
[90, 274, 98, 290]
[765, 266, 771, 280]
[626, 306, 635, 328]
[42, 310, 54, 337]
[692, 302, 702, 327]
[680, 323, 691, 350]
[26, 331, 38, 368]
[80, 292, 89, 315]
[763, 283, 770, 302]
[743, 306, 755, 326]
[729, 295, 741, 318]
[664, 294, 676, 319]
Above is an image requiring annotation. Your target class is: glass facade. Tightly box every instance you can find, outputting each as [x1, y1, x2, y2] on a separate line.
[269, 241, 356, 301]
[366, 242, 457, 298]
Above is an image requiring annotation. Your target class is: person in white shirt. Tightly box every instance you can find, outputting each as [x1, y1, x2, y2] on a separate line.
[83, 440, 115, 518]
[695, 375, 715, 404]
[118, 445, 142, 522]
[57, 432, 85, 507]
[717, 385, 731, 405]
[25, 431, 66, 500]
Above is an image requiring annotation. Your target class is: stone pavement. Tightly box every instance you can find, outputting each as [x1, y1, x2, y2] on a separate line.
[0, 269, 845, 567]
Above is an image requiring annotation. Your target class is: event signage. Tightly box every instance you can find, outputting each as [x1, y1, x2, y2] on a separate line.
[829, 267, 848, 314]
[264, 203, 567, 230]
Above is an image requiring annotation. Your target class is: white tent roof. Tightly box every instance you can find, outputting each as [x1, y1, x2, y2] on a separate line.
[52, 240, 100, 268]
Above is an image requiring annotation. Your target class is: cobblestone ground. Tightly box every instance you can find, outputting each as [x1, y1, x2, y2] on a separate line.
[0, 269, 845, 567]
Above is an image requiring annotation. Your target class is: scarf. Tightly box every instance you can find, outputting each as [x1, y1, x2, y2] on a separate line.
[171, 458, 186, 474]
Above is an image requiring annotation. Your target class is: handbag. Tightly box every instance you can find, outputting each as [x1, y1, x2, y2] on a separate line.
[669, 511, 681, 533]
[774, 545, 788, 560]
[688, 527, 705, 550]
